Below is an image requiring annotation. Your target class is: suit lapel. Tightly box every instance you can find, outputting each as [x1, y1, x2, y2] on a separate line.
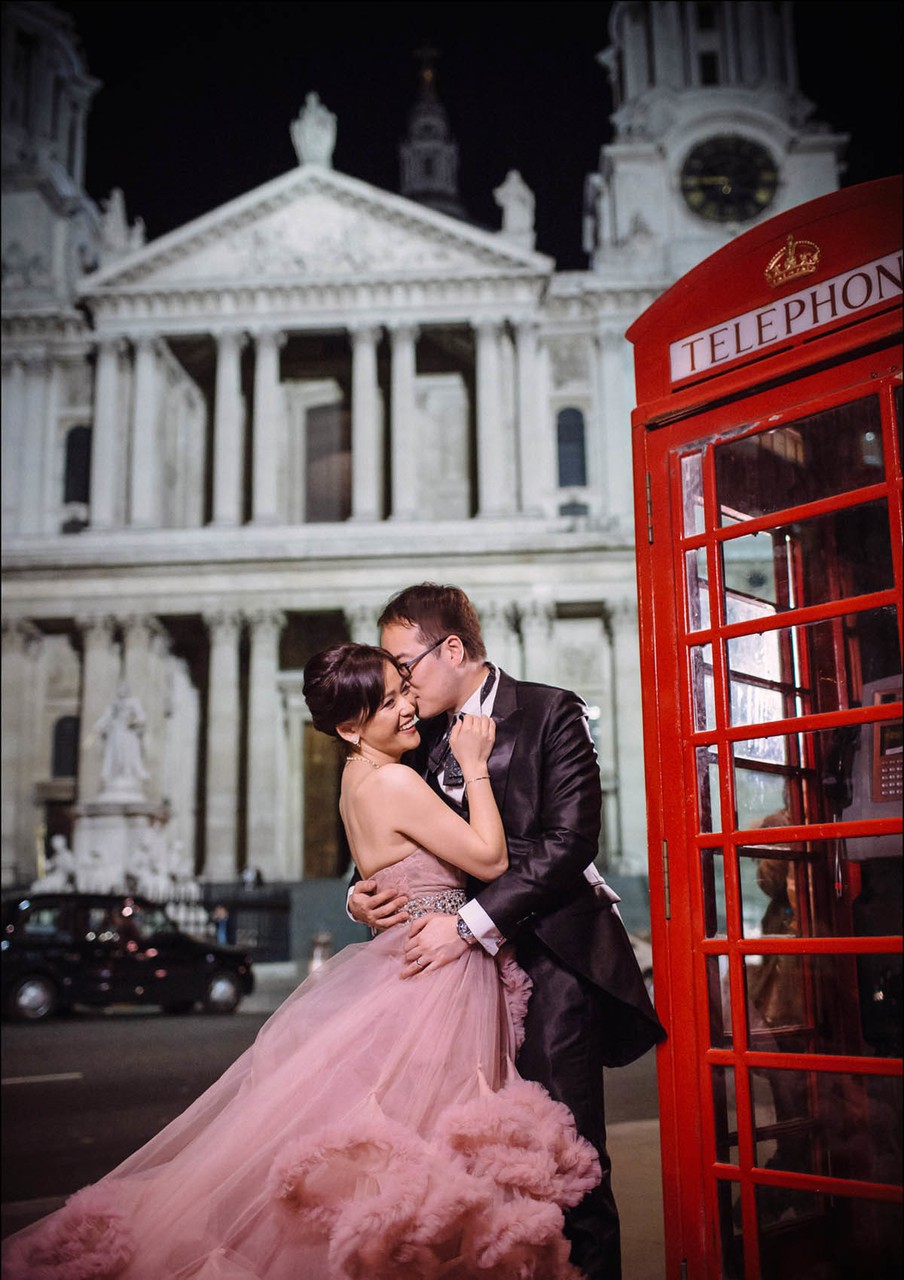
[488, 670, 521, 812]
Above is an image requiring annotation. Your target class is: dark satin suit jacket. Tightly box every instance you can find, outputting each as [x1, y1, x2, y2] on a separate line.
[414, 669, 666, 1068]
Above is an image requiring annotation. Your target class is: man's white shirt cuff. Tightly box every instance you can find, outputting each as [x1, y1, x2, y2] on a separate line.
[460, 900, 505, 955]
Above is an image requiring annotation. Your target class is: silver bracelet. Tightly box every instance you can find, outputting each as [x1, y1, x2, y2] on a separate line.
[464, 775, 490, 786]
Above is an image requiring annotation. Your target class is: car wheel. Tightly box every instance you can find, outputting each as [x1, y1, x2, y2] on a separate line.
[7, 975, 59, 1023]
[202, 972, 241, 1014]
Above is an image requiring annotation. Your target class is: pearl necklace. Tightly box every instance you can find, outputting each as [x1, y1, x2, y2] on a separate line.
[344, 754, 383, 769]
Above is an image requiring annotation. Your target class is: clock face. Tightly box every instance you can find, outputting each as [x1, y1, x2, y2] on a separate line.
[680, 136, 778, 223]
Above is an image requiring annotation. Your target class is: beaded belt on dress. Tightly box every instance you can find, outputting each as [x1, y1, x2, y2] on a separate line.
[403, 890, 467, 919]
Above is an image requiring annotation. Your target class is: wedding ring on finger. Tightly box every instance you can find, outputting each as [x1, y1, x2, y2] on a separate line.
[416, 957, 424, 968]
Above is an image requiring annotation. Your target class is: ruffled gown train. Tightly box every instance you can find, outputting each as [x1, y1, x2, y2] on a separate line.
[2, 851, 601, 1280]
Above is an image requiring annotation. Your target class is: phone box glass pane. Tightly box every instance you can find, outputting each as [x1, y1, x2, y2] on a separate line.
[745, 952, 902, 1057]
[728, 607, 901, 727]
[721, 501, 893, 616]
[715, 398, 883, 527]
[751, 1067, 901, 1184]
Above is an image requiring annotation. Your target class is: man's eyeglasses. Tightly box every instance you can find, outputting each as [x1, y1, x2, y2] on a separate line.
[396, 636, 450, 682]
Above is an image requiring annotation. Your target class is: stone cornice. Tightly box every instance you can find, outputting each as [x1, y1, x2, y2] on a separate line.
[1, 309, 94, 346]
[85, 272, 552, 335]
[1, 518, 636, 579]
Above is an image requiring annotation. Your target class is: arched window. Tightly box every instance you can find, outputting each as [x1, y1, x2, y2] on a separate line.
[63, 425, 91, 504]
[52, 716, 80, 778]
[557, 408, 587, 488]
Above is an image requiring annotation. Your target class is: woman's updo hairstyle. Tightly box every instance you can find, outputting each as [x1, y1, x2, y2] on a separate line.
[302, 643, 396, 739]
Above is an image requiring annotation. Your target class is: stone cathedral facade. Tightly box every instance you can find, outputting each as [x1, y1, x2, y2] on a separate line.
[1, 2, 844, 902]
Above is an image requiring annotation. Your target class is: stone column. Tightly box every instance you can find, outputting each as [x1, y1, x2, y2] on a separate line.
[514, 321, 550, 515]
[1, 357, 25, 534]
[388, 324, 419, 519]
[76, 615, 120, 804]
[345, 604, 380, 645]
[1, 619, 42, 886]
[128, 337, 163, 527]
[251, 328, 286, 523]
[596, 322, 633, 529]
[90, 337, 125, 531]
[521, 600, 555, 685]
[19, 354, 51, 535]
[204, 612, 243, 881]
[608, 597, 647, 874]
[246, 609, 286, 882]
[350, 324, 383, 520]
[162, 657, 199, 868]
[282, 687, 306, 880]
[211, 330, 246, 526]
[475, 319, 516, 517]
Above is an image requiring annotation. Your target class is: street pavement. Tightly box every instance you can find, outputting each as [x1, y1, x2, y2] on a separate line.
[3, 962, 666, 1278]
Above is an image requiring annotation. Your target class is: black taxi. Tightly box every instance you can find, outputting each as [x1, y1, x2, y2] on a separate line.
[1, 892, 254, 1021]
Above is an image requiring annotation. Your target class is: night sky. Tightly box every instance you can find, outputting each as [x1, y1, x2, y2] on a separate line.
[53, 1, 903, 271]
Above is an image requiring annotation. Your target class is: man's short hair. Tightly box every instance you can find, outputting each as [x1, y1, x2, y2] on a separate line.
[378, 583, 487, 661]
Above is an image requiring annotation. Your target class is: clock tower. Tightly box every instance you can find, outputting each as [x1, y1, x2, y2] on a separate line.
[584, 0, 847, 281]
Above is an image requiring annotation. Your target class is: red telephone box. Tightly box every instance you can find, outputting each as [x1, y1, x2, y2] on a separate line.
[628, 177, 902, 1279]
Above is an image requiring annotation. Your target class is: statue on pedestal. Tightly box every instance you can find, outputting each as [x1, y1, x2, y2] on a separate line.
[290, 92, 337, 168]
[493, 170, 536, 250]
[93, 683, 149, 801]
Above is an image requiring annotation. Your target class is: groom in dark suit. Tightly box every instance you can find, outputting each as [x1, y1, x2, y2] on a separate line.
[349, 582, 665, 1280]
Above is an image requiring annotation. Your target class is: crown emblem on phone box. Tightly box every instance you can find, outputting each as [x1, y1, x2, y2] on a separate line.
[765, 234, 821, 288]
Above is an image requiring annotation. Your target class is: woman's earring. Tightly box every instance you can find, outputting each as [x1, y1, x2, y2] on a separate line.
[351, 734, 360, 746]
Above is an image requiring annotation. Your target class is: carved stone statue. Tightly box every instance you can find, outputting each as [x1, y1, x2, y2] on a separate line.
[291, 92, 337, 168]
[31, 835, 77, 892]
[94, 682, 149, 800]
[166, 839, 200, 902]
[493, 170, 536, 249]
[99, 188, 146, 261]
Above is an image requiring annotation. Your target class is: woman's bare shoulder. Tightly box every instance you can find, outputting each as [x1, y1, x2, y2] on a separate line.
[377, 763, 426, 792]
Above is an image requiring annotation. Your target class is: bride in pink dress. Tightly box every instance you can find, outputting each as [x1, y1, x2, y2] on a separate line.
[2, 644, 600, 1280]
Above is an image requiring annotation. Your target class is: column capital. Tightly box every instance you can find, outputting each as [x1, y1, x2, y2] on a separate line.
[474, 316, 505, 337]
[213, 328, 249, 351]
[476, 599, 518, 633]
[93, 335, 129, 357]
[251, 326, 287, 349]
[521, 600, 555, 633]
[387, 321, 420, 343]
[118, 613, 166, 641]
[203, 610, 244, 639]
[247, 608, 287, 637]
[595, 319, 626, 344]
[345, 604, 380, 644]
[349, 323, 382, 347]
[75, 612, 117, 640]
[513, 318, 541, 340]
[1, 616, 42, 654]
[606, 597, 638, 631]
[128, 333, 163, 356]
[21, 350, 51, 374]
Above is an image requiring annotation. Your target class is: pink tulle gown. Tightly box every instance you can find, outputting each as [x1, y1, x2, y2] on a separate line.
[2, 850, 600, 1280]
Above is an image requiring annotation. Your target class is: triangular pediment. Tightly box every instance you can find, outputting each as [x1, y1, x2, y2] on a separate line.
[82, 165, 553, 295]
